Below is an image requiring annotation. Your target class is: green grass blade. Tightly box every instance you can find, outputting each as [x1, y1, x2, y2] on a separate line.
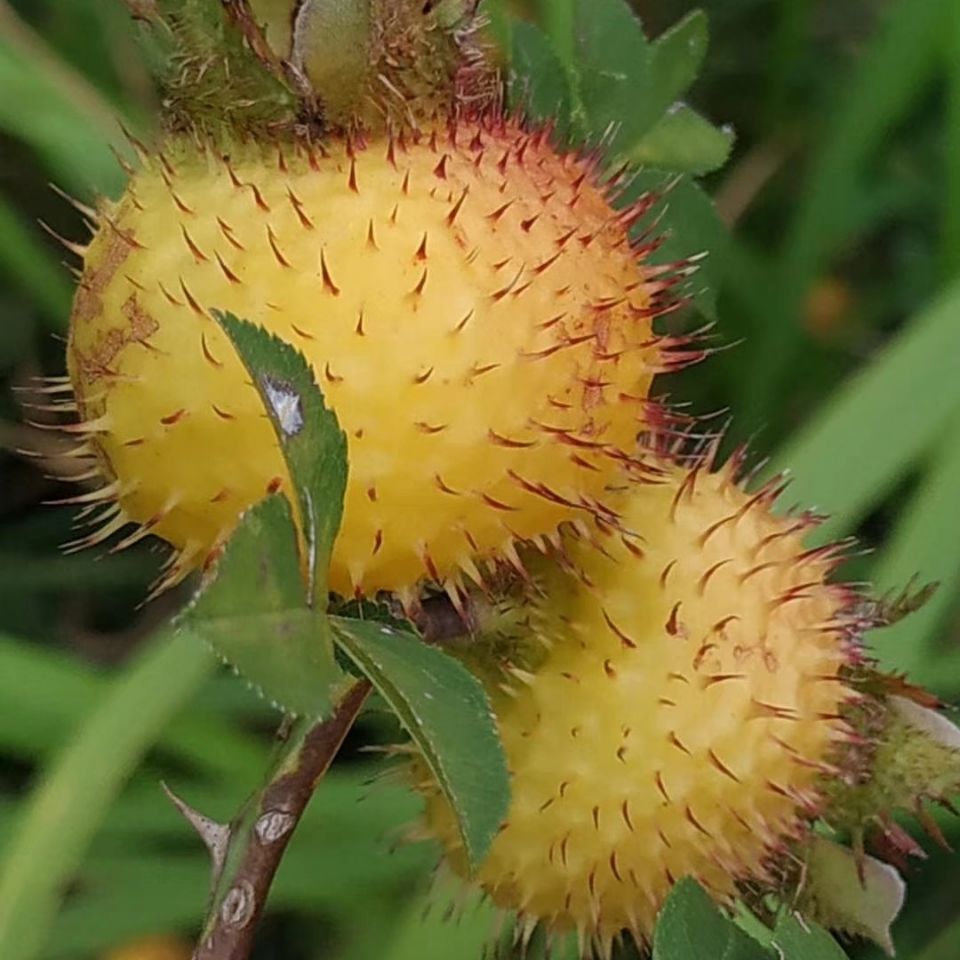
[0, 629, 215, 960]
[869, 412, 960, 686]
[0, 633, 264, 779]
[0, 1, 131, 196]
[743, 0, 946, 422]
[773, 278, 960, 540]
[0, 198, 72, 328]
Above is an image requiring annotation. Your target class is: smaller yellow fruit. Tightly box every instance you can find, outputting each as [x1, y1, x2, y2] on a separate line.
[418, 455, 861, 953]
[102, 935, 191, 960]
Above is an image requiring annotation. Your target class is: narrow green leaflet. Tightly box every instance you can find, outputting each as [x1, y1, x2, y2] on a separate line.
[772, 915, 849, 960]
[330, 616, 509, 869]
[510, 20, 574, 135]
[214, 310, 348, 606]
[628, 104, 733, 175]
[639, 11, 709, 137]
[573, 0, 650, 146]
[177, 496, 345, 717]
[653, 879, 772, 960]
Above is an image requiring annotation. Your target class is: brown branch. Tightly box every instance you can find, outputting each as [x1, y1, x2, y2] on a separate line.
[192, 679, 372, 960]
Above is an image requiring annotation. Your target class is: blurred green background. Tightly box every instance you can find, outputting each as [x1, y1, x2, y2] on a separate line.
[2, 0, 960, 958]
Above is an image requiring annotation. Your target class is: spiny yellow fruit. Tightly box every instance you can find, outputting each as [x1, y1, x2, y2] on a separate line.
[419, 455, 861, 953]
[65, 118, 683, 599]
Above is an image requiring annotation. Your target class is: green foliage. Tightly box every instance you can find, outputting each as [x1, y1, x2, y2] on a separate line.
[772, 915, 849, 960]
[4, 0, 960, 957]
[332, 616, 509, 869]
[198, 314, 508, 866]
[213, 312, 348, 607]
[653, 879, 771, 960]
[0, 632, 216, 960]
[177, 495, 346, 718]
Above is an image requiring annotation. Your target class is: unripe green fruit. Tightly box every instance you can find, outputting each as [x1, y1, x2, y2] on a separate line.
[419, 457, 860, 951]
[67, 119, 675, 599]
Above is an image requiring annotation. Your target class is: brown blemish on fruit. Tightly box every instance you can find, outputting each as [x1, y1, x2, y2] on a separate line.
[71, 233, 131, 326]
[73, 293, 159, 384]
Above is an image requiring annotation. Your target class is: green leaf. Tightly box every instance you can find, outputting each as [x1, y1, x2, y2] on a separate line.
[330, 616, 509, 869]
[0, 4, 132, 196]
[510, 20, 573, 133]
[653, 879, 772, 960]
[628, 104, 733, 175]
[870, 411, 960, 686]
[772, 915, 850, 960]
[214, 310, 348, 607]
[0, 631, 215, 960]
[642, 11, 709, 130]
[773, 278, 960, 542]
[178, 495, 345, 717]
[573, 0, 650, 145]
[622, 172, 728, 319]
[0, 198, 72, 329]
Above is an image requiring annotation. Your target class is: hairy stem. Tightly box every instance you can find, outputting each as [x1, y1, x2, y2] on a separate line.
[192, 678, 372, 960]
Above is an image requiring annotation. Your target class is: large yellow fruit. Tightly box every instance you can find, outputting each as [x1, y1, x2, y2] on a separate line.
[66, 119, 675, 598]
[419, 456, 860, 952]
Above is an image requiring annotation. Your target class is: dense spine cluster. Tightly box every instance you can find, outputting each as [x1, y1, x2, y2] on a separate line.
[65, 117, 690, 600]
[418, 454, 863, 952]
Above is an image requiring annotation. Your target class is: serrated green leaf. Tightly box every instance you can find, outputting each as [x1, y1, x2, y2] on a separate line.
[330, 616, 509, 869]
[214, 310, 348, 607]
[510, 20, 573, 134]
[772, 915, 850, 960]
[573, 0, 650, 145]
[642, 11, 708, 129]
[178, 495, 345, 717]
[653, 879, 772, 960]
[628, 104, 733, 175]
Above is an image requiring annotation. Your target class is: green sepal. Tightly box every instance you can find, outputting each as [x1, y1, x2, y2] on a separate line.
[796, 837, 905, 957]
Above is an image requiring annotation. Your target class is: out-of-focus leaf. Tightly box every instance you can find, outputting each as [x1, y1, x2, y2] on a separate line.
[0, 3, 130, 195]
[742, 0, 945, 422]
[0, 199, 72, 328]
[773, 279, 960, 540]
[0, 631, 215, 960]
[331, 616, 508, 869]
[573, 0, 650, 145]
[0, 633, 264, 777]
[382, 884, 497, 960]
[509, 20, 572, 132]
[870, 412, 960, 686]
[178, 496, 345, 718]
[653, 878, 771, 960]
[641, 11, 708, 130]
[628, 104, 733, 175]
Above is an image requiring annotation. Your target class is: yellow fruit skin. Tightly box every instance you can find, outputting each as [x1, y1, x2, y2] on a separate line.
[67, 119, 668, 596]
[420, 459, 858, 949]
